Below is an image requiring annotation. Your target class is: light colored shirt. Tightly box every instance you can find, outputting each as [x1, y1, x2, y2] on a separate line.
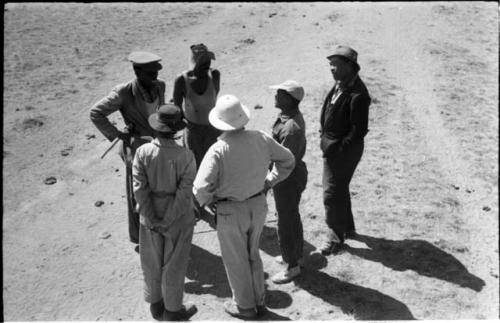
[193, 129, 295, 206]
[182, 70, 217, 125]
[132, 138, 196, 230]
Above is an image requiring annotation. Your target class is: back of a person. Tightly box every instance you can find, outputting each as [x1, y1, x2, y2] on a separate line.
[214, 129, 270, 199]
[138, 140, 190, 193]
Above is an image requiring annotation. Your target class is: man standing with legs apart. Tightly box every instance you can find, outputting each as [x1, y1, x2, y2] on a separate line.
[172, 43, 221, 168]
[319, 45, 371, 255]
[193, 95, 295, 319]
[133, 104, 197, 321]
[90, 51, 165, 253]
[267, 80, 308, 284]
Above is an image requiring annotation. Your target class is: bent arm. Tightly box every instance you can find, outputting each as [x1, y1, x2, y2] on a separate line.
[132, 149, 156, 221]
[172, 75, 185, 111]
[89, 88, 123, 141]
[265, 134, 295, 187]
[193, 147, 219, 206]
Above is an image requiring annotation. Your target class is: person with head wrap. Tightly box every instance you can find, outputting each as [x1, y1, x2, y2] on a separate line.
[172, 43, 221, 168]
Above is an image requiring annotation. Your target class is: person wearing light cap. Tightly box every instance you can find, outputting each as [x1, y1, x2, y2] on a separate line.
[132, 103, 197, 321]
[192, 94, 295, 319]
[266, 80, 308, 284]
[90, 51, 166, 252]
[319, 45, 371, 255]
[172, 43, 221, 168]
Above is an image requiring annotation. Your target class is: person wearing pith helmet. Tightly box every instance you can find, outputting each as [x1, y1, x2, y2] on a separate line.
[89, 51, 166, 253]
[132, 103, 198, 321]
[192, 94, 295, 319]
[267, 80, 308, 284]
[318, 45, 371, 256]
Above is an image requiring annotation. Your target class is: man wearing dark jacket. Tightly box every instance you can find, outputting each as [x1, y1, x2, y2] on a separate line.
[319, 45, 371, 255]
[90, 51, 165, 252]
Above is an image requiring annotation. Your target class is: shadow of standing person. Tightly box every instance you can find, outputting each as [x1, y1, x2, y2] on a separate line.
[259, 225, 317, 260]
[295, 267, 415, 320]
[345, 234, 485, 292]
[185, 244, 232, 298]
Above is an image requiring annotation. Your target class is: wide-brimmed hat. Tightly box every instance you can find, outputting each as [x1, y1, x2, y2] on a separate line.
[128, 51, 163, 71]
[269, 80, 305, 102]
[326, 45, 359, 69]
[148, 104, 186, 133]
[208, 95, 250, 131]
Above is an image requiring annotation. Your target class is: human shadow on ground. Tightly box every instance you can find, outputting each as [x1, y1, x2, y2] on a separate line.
[185, 244, 231, 298]
[295, 268, 415, 320]
[344, 234, 485, 292]
[186, 244, 293, 321]
[259, 225, 320, 264]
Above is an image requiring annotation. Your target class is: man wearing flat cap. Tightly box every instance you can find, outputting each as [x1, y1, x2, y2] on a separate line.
[90, 51, 166, 252]
[319, 45, 371, 255]
[267, 80, 308, 284]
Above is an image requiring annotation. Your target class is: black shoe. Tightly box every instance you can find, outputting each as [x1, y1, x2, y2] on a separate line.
[150, 301, 164, 320]
[134, 245, 139, 254]
[223, 301, 257, 319]
[163, 303, 197, 321]
[256, 305, 268, 317]
[345, 230, 357, 239]
[320, 241, 343, 255]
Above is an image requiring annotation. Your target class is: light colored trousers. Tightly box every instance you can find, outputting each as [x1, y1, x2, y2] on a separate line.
[139, 223, 194, 311]
[216, 194, 267, 309]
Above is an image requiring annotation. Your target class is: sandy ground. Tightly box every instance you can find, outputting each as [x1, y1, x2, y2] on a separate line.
[2, 2, 499, 321]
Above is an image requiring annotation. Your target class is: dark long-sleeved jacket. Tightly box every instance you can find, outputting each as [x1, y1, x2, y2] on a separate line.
[319, 75, 371, 155]
[90, 79, 166, 141]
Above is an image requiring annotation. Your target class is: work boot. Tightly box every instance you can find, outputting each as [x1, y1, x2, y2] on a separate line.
[345, 230, 357, 240]
[256, 304, 268, 317]
[271, 265, 301, 284]
[223, 301, 257, 319]
[274, 255, 304, 266]
[320, 240, 343, 255]
[150, 300, 164, 320]
[163, 303, 197, 321]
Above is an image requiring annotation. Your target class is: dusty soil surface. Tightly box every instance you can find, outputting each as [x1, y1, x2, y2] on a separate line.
[3, 2, 499, 321]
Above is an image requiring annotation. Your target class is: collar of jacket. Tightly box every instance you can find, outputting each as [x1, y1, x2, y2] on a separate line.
[277, 107, 299, 122]
[336, 73, 359, 92]
[131, 78, 160, 102]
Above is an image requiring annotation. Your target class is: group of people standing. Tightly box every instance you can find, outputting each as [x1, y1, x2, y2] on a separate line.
[89, 43, 370, 321]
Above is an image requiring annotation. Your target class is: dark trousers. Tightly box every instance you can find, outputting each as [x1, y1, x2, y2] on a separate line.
[272, 161, 307, 267]
[184, 122, 221, 168]
[126, 166, 140, 244]
[322, 141, 364, 243]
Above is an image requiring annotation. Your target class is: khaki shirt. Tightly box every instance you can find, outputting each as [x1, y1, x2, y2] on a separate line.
[132, 138, 196, 231]
[193, 129, 295, 206]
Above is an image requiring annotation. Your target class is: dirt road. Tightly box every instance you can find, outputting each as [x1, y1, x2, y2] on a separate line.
[3, 3, 498, 321]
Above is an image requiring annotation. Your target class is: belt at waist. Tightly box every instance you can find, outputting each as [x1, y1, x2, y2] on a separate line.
[151, 191, 176, 198]
[217, 190, 264, 203]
